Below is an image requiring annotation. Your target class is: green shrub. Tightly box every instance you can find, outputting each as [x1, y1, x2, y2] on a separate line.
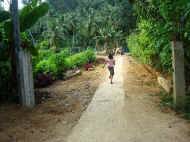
[85, 49, 96, 62]
[34, 54, 66, 78]
[34, 59, 58, 77]
[160, 44, 172, 72]
[38, 50, 54, 60]
[127, 20, 172, 72]
[54, 50, 69, 75]
[64, 57, 75, 69]
[34, 49, 96, 78]
[66, 52, 88, 67]
[65, 49, 96, 69]
[32, 49, 54, 67]
[37, 40, 49, 50]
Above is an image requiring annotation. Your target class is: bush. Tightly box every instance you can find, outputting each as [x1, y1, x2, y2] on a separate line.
[32, 49, 54, 67]
[34, 49, 96, 78]
[127, 20, 172, 72]
[37, 40, 49, 50]
[85, 49, 96, 62]
[71, 52, 88, 66]
[34, 59, 58, 77]
[65, 49, 96, 69]
[54, 50, 69, 76]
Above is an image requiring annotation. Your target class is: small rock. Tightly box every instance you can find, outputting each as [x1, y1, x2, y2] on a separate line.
[62, 120, 67, 124]
[157, 76, 172, 93]
[30, 129, 35, 134]
[40, 129, 46, 133]
[56, 118, 62, 123]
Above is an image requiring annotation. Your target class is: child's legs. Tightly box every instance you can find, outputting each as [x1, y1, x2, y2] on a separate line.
[108, 67, 114, 83]
[110, 75, 113, 82]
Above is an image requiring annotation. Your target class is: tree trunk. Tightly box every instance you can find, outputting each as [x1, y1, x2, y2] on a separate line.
[11, 0, 35, 108]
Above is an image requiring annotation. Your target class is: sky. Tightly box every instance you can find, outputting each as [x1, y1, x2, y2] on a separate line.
[2, 0, 45, 11]
[2, 0, 24, 10]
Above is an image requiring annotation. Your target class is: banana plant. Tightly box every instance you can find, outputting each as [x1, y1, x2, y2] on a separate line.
[2, 1, 49, 54]
[0, 0, 49, 88]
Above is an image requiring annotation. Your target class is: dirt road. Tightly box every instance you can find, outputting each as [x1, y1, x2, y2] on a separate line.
[66, 56, 190, 142]
[0, 65, 106, 142]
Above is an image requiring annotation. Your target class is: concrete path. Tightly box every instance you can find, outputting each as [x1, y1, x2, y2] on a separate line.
[66, 56, 190, 142]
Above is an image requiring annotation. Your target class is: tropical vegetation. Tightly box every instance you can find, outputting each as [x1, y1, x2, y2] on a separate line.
[0, 0, 135, 99]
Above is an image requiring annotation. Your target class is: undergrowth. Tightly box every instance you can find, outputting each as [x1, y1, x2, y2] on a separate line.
[158, 91, 190, 120]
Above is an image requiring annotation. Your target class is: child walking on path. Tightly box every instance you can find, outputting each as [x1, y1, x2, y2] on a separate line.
[104, 53, 115, 84]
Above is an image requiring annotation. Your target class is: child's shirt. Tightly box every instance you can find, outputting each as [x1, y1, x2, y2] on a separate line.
[106, 59, 115, 68]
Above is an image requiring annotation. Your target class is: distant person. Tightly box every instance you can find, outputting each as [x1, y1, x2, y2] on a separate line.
[115, 48, 121, 55]
[104, 53, 115, 84]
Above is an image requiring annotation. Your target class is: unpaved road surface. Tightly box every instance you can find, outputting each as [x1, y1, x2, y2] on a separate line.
[66, 56, 190, 142]
[0, 65, 106, 142]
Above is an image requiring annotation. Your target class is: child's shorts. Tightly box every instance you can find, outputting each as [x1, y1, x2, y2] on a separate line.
[108, 66, 114, 76]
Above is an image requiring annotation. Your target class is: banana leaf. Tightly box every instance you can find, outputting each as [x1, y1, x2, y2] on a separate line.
[20, 2, 49, 32]
[4, 2, 49, 37]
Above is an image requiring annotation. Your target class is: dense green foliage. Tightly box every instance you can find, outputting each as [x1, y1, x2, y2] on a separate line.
[0, 0, 135, 99]
[127, 20, 172, 72]
[34, 49, 95, 78]
[32, 0, 135, 52]
[127, 0, 190, 73]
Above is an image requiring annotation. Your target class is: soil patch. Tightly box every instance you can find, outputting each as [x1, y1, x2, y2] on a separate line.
[0, 65, 106, 142]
